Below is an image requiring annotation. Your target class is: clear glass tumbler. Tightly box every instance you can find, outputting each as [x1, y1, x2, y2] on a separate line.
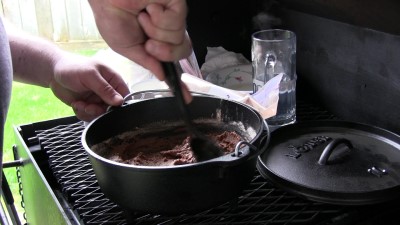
[252, 29, 297, 127]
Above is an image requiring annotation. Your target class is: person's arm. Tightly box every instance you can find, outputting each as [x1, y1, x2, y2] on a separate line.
[88, 0, 193, 102]
[8, 29, 64, 87]
[89, 0, 191, 78]
[7, 26, 130, 121]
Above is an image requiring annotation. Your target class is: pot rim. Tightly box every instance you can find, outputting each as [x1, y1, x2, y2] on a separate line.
[82, 95, 268, 170]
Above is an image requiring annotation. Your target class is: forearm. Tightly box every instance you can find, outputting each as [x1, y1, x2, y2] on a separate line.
[8, 30, 63, 87]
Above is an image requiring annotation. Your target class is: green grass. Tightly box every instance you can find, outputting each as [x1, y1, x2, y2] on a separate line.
[2, 48, 100, 221]
[73, 48, 99, 56]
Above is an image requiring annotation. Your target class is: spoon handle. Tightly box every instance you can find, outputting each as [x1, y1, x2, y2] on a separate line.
[161, 62, 194, 130]
[161, 62, 224, 161]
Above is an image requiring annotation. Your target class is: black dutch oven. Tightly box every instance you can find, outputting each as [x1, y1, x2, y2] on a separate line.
[82, 92, 269, 214]
[257, 120, 400, 205]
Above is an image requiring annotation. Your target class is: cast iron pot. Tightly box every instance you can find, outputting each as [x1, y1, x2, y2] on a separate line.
[82, 93, 268, 214]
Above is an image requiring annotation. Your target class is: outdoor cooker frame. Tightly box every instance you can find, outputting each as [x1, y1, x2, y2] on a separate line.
[2, 97, 400, 225]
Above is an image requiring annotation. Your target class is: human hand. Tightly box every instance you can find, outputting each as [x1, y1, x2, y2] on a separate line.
[49, 53, 130, 121]
[88, 0, 191, 80]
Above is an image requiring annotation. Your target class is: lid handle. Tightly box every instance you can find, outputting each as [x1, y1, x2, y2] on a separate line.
[318, 138, 353, 165]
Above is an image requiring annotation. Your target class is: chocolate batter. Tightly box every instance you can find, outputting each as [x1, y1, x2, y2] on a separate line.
[92, 127, 242, 166]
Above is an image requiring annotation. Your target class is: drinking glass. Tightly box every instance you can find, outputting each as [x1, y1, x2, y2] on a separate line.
[252, 29, 297, 127]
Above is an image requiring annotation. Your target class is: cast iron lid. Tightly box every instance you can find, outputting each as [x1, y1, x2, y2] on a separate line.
[257, 120, 400, 205]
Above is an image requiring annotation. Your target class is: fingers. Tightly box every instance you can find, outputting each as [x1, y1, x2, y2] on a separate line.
[108, 0, 146, 12]
[138, 11, 185, 45]
[110, 0, 186, 15]
[98, 65, 131, 101]
[143, 3, 187, 32]
[137, 3, 191, 62]
[81, 65, 129, 106]
[145, 37, 192, 62]
[72, 101, 108, 122]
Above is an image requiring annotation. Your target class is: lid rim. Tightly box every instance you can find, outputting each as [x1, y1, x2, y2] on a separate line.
[256, 159, 400, 205]
[257, 120, 400, 205]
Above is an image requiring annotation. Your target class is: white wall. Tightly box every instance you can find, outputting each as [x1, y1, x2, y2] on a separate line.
[1, 0, 102, 42]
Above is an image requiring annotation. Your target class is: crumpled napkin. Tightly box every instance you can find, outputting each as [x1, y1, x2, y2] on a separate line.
[197, 47, 281, 119]
[201, 47, 250, 79]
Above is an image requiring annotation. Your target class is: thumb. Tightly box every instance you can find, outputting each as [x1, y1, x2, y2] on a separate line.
[91, 65, 130, 106]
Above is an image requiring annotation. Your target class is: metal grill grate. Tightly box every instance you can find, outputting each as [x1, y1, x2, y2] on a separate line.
[39, 122, 127, 225]
[37, 101, 346, 225]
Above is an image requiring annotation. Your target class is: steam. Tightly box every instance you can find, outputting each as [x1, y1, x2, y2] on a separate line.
[252, 1, 282, 30]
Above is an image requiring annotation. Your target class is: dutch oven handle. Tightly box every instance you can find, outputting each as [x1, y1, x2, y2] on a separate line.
[107, 90, 215, 112]
[108, 89, 173, 111]
[318, 138, 353, 165]
[207, 120, 270, 166]
[205, 141, 258, 166]
[229, 119, 270, 163]
[233, 141, 258, 157]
